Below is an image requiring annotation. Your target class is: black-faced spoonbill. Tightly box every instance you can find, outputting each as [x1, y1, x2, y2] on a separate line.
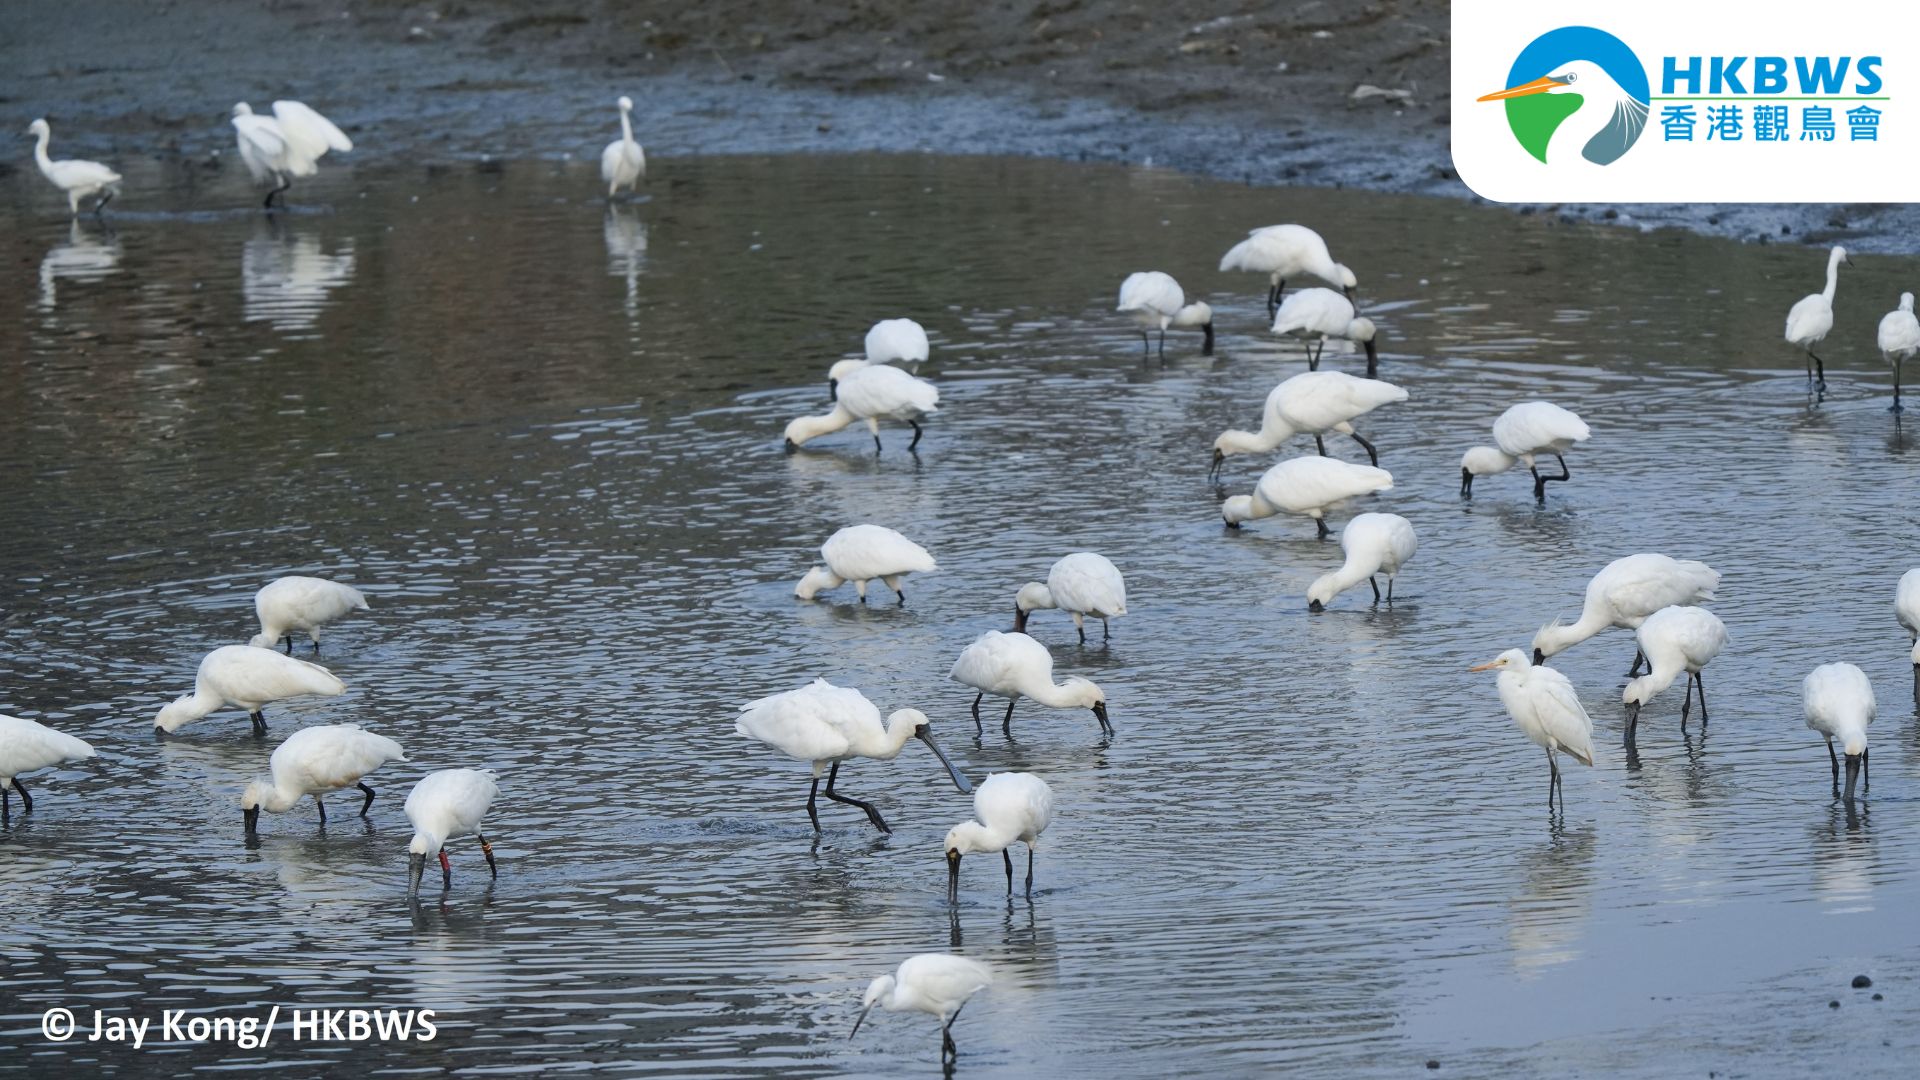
[155, 645, 346, 737]
[1012, 552, 1126, 642]
[1531, 554, 1720, 673]
[1470, 649, 1595, 809]
[230, 100, 353, 209]
[1307, 512, 1416, 611]
[1211, 370, 1408, 478]
[0, 714, 95, 823]
[945, 771, 1053, 900]
[1623, 606, 1729, 738]
[601, 95, 646, 197]
[1803, 662, 1874, 801]
[1898, 568, 1920, 672]
[250, 575, 369, 654]
[1878, 293, 1919, 412]
[851, 953, 993, 1067]
[1784, 245, 1850, 391]
[1221, 456, 1392, 538]
[1218, 223, 1356, 318]
[1116, 271, 1213, 357]
[949, 631, 1109, 736]
[241, 723, 406, 834]
[405, 768, 500, 896]
[1459, 401, 1591, 500]
[785, 364, 938, 453]
[795, 524, 937, 605]
[1270, 288, 1378, 376]
[26, 119, 120, 216]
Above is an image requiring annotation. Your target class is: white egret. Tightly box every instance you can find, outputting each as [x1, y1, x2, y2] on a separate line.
[1623, 606, 1729, 738]
[250, 575, 369, 653]
[405, 768, 500, 896]
[1470, 649, 1595, 809]
[785, 363, 938, 453]
[1117, 271, 1212, 357]
[231, 100, 353, 208]
[0, 714, 96, 823]
[851, 954, 993, 1066]
[1307, 512, 1416, 611]
[155, 645, 346, 736]
[600, 95, 645, 197]
[26, 119, 120, 216]
[1803, 662, 1874, 801]
[949, 631, 1110, 736]
[795, 524, 937, 605]
[241, 723, 406, 834]
[1476, 59, 1650, 169]
[1012, 552, 1126, 643]
[1221, 456, 1393, 538]
[945, 772, 1053, 900]
[1218, 223, 1356, 317]
[1878, 292, 1919, 412]
[1211, 371, 1408, 477]
[1783, 245, 1850, 391]
[1459, 401, 1591, 500]
[1531, 554, 1720, 672]
[1897, 568, 1920, 670]
[1271, 288, 1379, 376]
[735, 679, 970, 834]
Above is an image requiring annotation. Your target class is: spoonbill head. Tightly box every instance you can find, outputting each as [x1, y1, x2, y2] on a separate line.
[1170, 301, 1216, 355]
[405, 768, 501, 896]
[851, 953, 993, 1065]
[0, 714, 96, 822]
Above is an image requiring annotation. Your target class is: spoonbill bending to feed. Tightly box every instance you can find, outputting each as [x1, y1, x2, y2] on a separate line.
[231, 102, 353, 208]
[1477, 60, 1650, 168]
[1218, 224, 1356, 318]
[1471, 649, 1595, 809]
[406, 768, 500, 896]
[1211, 371, 1408, 477]
[1531, 554, 1720, 672]
[250, 575, 369, 653]
[241, 724, 406, 834]
[1804, 662, 1874, 801]
[1012, 552, 1127, 642]
[1308, 512, 1416, 611]
[950, 631, 1110, 736]
[1898, 568, 1920, 670]
[26, 119, 120, 216]
[795, 524, 937, 605]
[1460, 401, 1591, 500]
[1878, 293, 1919, 412]
[1271, 289, 1379, 376]
[601, 95, 646, 197]
[1116, 271, 1214, 357]
[946, 772, 1054, 900]
[0, 714, 96, 823]
[1222, 456, 1393, 538]
[155, 645, 346, 736]
[1784, 245, 1851, 391]
[785, 363, 938, 453]
[852, 954, 993, 1067]
[735, 679, 971, 834]
[1623, 606, 1729, 738]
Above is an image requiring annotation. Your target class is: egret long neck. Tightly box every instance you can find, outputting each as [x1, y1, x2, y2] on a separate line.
[33, 128, 53, 171]
[1824, 249, 1843, 303]
[619, 107, 635, 146]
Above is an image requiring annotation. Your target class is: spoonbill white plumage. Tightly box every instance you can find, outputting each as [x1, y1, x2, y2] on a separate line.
[949, 631, 1110, 736]
[866, 318, 930, 366]
[1308, 512, 1416, 611]
[601, 95, 646, 197]
[250, 575, 369, 653]
[1211, 371, 1408, 477]
[1623, 606, 1729, 738]
[241, 723, 406, 834]
[1271, 288, 1379, 376]
[405, 768, 500, 895]
[231, 101, 353, 208]
[795, 524, 937, 605]
[1460, 401, 1591, 499]
[735, 679, 971, 834]
[1878, 292, 1919, 412]
[1804, 662, 1874, 801]
[785, 363, 938, 453]
[1218, 224, 1356, 318]
[155, 645, 347, 736]
[945, 771, 1054, 900]
[1898, 568, 1920, 669]
[26, 119, 120, 216]
[852, 953, 993, 1066]
[1784, 245, 1851, 390]
[1476, 59, 1649, 168]
[1470, 649, 1595, 809]
[0, 714, 95, 823]
[1531, 554, 1721, 671]
[1117, 272, 1213, 357]
[1221, 456, 1393, 538]
[1013, 552, 1127, 642]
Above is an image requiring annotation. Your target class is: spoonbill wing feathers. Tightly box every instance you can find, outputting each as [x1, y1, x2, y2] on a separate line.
[864, 319, 930, 364]
[1343, 513, 1418, 572]
[1599, 555, 1720, 621]
[976, 772, 1054, 838]
[1046, 553, 1126, 617]
[1272, 371, 1408, 431]
[1253, 457, 1393, 514]
[1803, 663, 1876, 740]
[272, 724, 405, 791]
[1220, 224, 1339, 280]
[1272, 288, 1355, 336]
[256, 576, 369, 633]
[1492, 402, 1590, 457]
[1898, 568, 1920, 636]
[404, 768, 499, 836]
[0, 714, 97, 777]
[820, 525, 937, 580]
[949, 631, 1050, 695]
[1117, 272, 1184, 317]
[735, 678, 872, 762]
[271, 100, 352, 158]
[205, 644, 347, 701]
[834, 364, 938, 420]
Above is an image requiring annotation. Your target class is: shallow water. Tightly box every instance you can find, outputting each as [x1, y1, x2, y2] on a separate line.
[2, 154, 1918, 1076]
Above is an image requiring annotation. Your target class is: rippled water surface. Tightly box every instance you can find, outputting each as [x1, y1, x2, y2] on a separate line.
[3, 155, 1919, 1076]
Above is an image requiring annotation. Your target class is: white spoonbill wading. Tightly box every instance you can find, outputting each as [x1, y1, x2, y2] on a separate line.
[231, 101, 353, 208]
[1211, 371, 1408, 478]
[1804, 662, 1874, 801]
[945, 771, 1053, 900]
[601, 95, 646, 197]
[0, 714, 96, 823]
[1784, 245, 1851, 391]
[735, 679, 971, 834]
[1623, 606, 1729, 738]
[949, 631, 1110, 736]
[1221, 456, 1393, 538]
[1531, 554, 1721, 672]
[1878, 292, 1919, 412]
[1460, 401, 1591, 500]
[785, 363, 938, 453]
[1898, 568, 1920, 670]
[241, 723, 406, 834]
[1013, 552, 1127, 642]
[852, 954, 993, 1066]
[795, 524, 937, 605]
[1218, 223, 1356, 318]
[1308, 512, 1416, 612]
[1271, 288, 1379, 376]
[405, 768, 500, 896]
[156, 645, 347, 736]
[26, 119, 121, 216]
[250, 575, 370, 654]
[1117, 271, 1214, 357]
[1471, 649, 1595, 809]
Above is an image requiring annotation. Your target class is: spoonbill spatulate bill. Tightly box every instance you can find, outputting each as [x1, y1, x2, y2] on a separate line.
[1013, 552, 1126, 642]
[0, 714, 96, 822]
[241, 723, 406, 834]
[949, 631, 1110, 736]
[250, 575, 369, 653]
[945, 771, 1053, 900]
[795, 525, 937, 605]
[1471, 649, 1595, 810]
[1803, 662, 1874, 801]
[852, 954, 993, 1067]
[405, 768, 501, 895]
[155, 645, 347, 736]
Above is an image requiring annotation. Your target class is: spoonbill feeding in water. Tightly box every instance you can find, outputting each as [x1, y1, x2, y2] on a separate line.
[1459, 401, 1591, 500]
[1012, 552, 1126, 642]
[1898, 568, 1920, 670]
[1271, 289, 1379, 376]
[1221, 456, 1393, 538]
[155, 645, 346, 736]
[1804, 662, 1874, 801]
[734, 679, 971, 834]
[1470, 649, 1595, 809]
[949, 631, 1110, 736]
[405, 768, 500, 896]
[945, 771, 1054, 900]
[1476, 59, 1650, 168]
[852, 954, 993, 1066]
[785, 363, 938, 453]
[0, 714, 95, 823]
[795, 524, 937, 605]
[1210, 370, 1408, 477]
[231, 100, 353, 208]
[1784, 245, 1851, 391]
[1878, 292, 1919, 412]
[26, 119, 120, 216]
[1218, 224, 1356, 318]
[250, 575, 369, 654]
[1308, 512, 1416, 611]
[1531, 554, 1720, 672]
[1116, 271, 1213, 357]
[1623, 606, 1729, 738]
[241, 723, 406, 834]
[601, 95, 646, 197]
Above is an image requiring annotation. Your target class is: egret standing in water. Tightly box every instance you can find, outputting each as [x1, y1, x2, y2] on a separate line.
[1012, 552, 1126, 642]
[1471, 649, 1595, 809]
[795, 524, 937, 605]
[241, 724, 406, 834]
[231, 101, 353, 208]
[1622, 606, 1729, 738]
[1459, 401, 1591, 500]
[0, 714, 96, 823]
[1270, 289, 1379, 376]
[405, 768, 500, 896]
[1218, 224, 1356, 318]
[945, 771, 1053, 900]
[852, 954, 993, 1067]
[1878, 292, 1919, 412]
[250, 575, 369, 654]
[1803, 662, 1874, 801]
[601, 95, 646, 198]
[1307, 512, 1416, 611]
[1783, 245, 1851, 391]
[26, 119, 120, 216]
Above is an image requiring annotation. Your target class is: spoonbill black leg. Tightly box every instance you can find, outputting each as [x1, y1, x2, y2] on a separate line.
[908, 420, 924, 452]
[1315, 517, 1330, 539]
[357, 781, 376, 817]
[1001, 698, 1016, 735]
[1350, 431, 1379, 466]
[251, 710, 268, 736]
[1626, 649, 1647, 677]
[1025, 845, 1035, 896]
[806, 775, 822, 831]
[315, 794, 327, 824]
[1314, 434, 1327, 457]
[1002, 849, 1013, 895]
[823, 760, 890, 833]
[970, 693, 983, 732]
[1827, 739, 1840, 792]
[1369, 576, 1381, 603]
